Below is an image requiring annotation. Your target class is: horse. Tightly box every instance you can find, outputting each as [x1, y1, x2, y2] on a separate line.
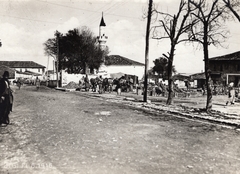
[90, 78, 97, 92]
[102, 78, 109, 93]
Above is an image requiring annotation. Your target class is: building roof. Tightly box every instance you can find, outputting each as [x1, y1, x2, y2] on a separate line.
[190, 72, 206, 80]
[105, 55, 145, 66]
[210, 51, 240, 61]
[173, 74, 191, 81]
[0, 61, 45, 68]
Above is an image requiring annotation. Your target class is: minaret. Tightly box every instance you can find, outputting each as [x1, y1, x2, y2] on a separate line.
[98, 12, 108, 50]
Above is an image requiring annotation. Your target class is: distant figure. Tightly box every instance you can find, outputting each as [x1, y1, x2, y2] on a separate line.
[79, 76, 85, 91]
[35, 77, 41, 90]
[0, 71, 13, 125]
[185, 80, 190, 91]
[159, 81, 166, 97]
[226, 82, 235, 105]
[152, 84, 157, 96]
[84, 75, 90, 91]
[202, 84, 206, 95]
[102, 78, 109, 93]
[16, 78, 22, 90]
[90, 78, 97, 92]
[98, 75, 103, 94]
[116, 79, 122, 95]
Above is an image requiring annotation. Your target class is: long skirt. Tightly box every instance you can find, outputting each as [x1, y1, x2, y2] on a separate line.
[0, 96, 11, 125]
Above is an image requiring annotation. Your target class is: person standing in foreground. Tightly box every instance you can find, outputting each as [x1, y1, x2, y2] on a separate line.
[226, 82, 235, 106]
[0, 71, 13, 125]
[35, 76, 41, 90]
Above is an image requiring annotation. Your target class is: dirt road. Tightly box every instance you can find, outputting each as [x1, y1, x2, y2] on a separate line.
[1, 85, 240, 174]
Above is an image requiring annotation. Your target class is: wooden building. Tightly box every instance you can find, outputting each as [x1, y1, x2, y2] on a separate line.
[209, 51, 240, 86]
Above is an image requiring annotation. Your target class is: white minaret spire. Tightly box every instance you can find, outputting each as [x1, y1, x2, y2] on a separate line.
[98, 12, 108, 50]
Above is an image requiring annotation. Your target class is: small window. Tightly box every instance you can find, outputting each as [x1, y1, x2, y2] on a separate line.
[38, 68, 40, 72]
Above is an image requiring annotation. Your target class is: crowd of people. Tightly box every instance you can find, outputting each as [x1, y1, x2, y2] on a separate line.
[77, 75, 134, 95]
[1, 71, 238, 126]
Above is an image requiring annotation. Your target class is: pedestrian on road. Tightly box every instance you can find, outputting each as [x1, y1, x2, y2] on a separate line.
[16, 78, 22, 90]
[35, 76, 41, 90]
[0, 71, 13, 125]
[226, 82, 235, 106]
[98, 75, 103, 94]
[116, 79, 122, 95]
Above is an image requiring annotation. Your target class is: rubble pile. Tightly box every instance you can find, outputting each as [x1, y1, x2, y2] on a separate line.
[63, 81, 79, 89]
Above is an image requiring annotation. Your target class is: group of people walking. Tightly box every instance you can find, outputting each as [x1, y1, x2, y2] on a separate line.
[79, 75, 113, 94]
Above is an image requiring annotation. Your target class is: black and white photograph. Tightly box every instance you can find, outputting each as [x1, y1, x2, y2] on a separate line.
[0, 0, 240, 173]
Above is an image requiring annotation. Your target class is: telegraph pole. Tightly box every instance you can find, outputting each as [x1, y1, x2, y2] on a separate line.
[144, 0, 153, 102]
[56, 34, 59, 88]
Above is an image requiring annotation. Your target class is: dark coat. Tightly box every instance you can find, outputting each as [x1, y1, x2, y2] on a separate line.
[0, 78, 13, 124]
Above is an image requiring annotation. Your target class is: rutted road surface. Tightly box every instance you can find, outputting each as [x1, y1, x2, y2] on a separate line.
[1, 86, 240, 174]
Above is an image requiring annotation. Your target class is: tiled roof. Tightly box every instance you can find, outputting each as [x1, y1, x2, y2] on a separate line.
[105, 55, 145, 66]
[210, 51, 240, 61]
[0, 61, 45, 68]
[173, 74, 191, 81]
[190, 72, 206, 80]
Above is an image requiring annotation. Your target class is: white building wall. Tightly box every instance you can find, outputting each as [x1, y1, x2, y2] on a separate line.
[15, 68, 44, 74]
[105, 65, 145, 79]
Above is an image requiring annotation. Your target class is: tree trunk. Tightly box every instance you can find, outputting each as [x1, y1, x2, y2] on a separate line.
[166, 45, 175, 105]
[166, 79, 174, 105]
[203, 23, 212, 111]
[143, 0, 153, 102]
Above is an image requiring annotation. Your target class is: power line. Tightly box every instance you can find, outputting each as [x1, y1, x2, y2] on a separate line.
[0, 14, 62, 24]
[86, 1, 126, 26]
[0, 1, 145, 28]
[35, 0, 140, 20]
[80, 1, 121, 26]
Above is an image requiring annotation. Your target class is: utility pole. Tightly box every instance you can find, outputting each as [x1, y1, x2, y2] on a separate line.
[144, 0, 153, 102]
[46, 55, 49, 86]
[56, 34, 59, 88]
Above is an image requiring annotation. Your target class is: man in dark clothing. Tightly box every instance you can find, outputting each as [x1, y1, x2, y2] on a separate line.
[0, 71, 13, 125]
[98, 76, 103, 94]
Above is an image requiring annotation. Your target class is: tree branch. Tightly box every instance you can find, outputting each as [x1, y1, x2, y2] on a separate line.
[223, 0, 240, 21]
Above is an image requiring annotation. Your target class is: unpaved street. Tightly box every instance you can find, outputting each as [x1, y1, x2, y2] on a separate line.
[1, 85, 240, 174]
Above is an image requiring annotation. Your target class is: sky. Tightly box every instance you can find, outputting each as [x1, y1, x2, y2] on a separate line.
[0, 0, 239, 74]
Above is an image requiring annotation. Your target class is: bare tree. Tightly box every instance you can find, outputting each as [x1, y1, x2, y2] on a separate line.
[152, 0, 197, 105]
[188, 0, 234, 111]
[223, 0, 240, 21]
